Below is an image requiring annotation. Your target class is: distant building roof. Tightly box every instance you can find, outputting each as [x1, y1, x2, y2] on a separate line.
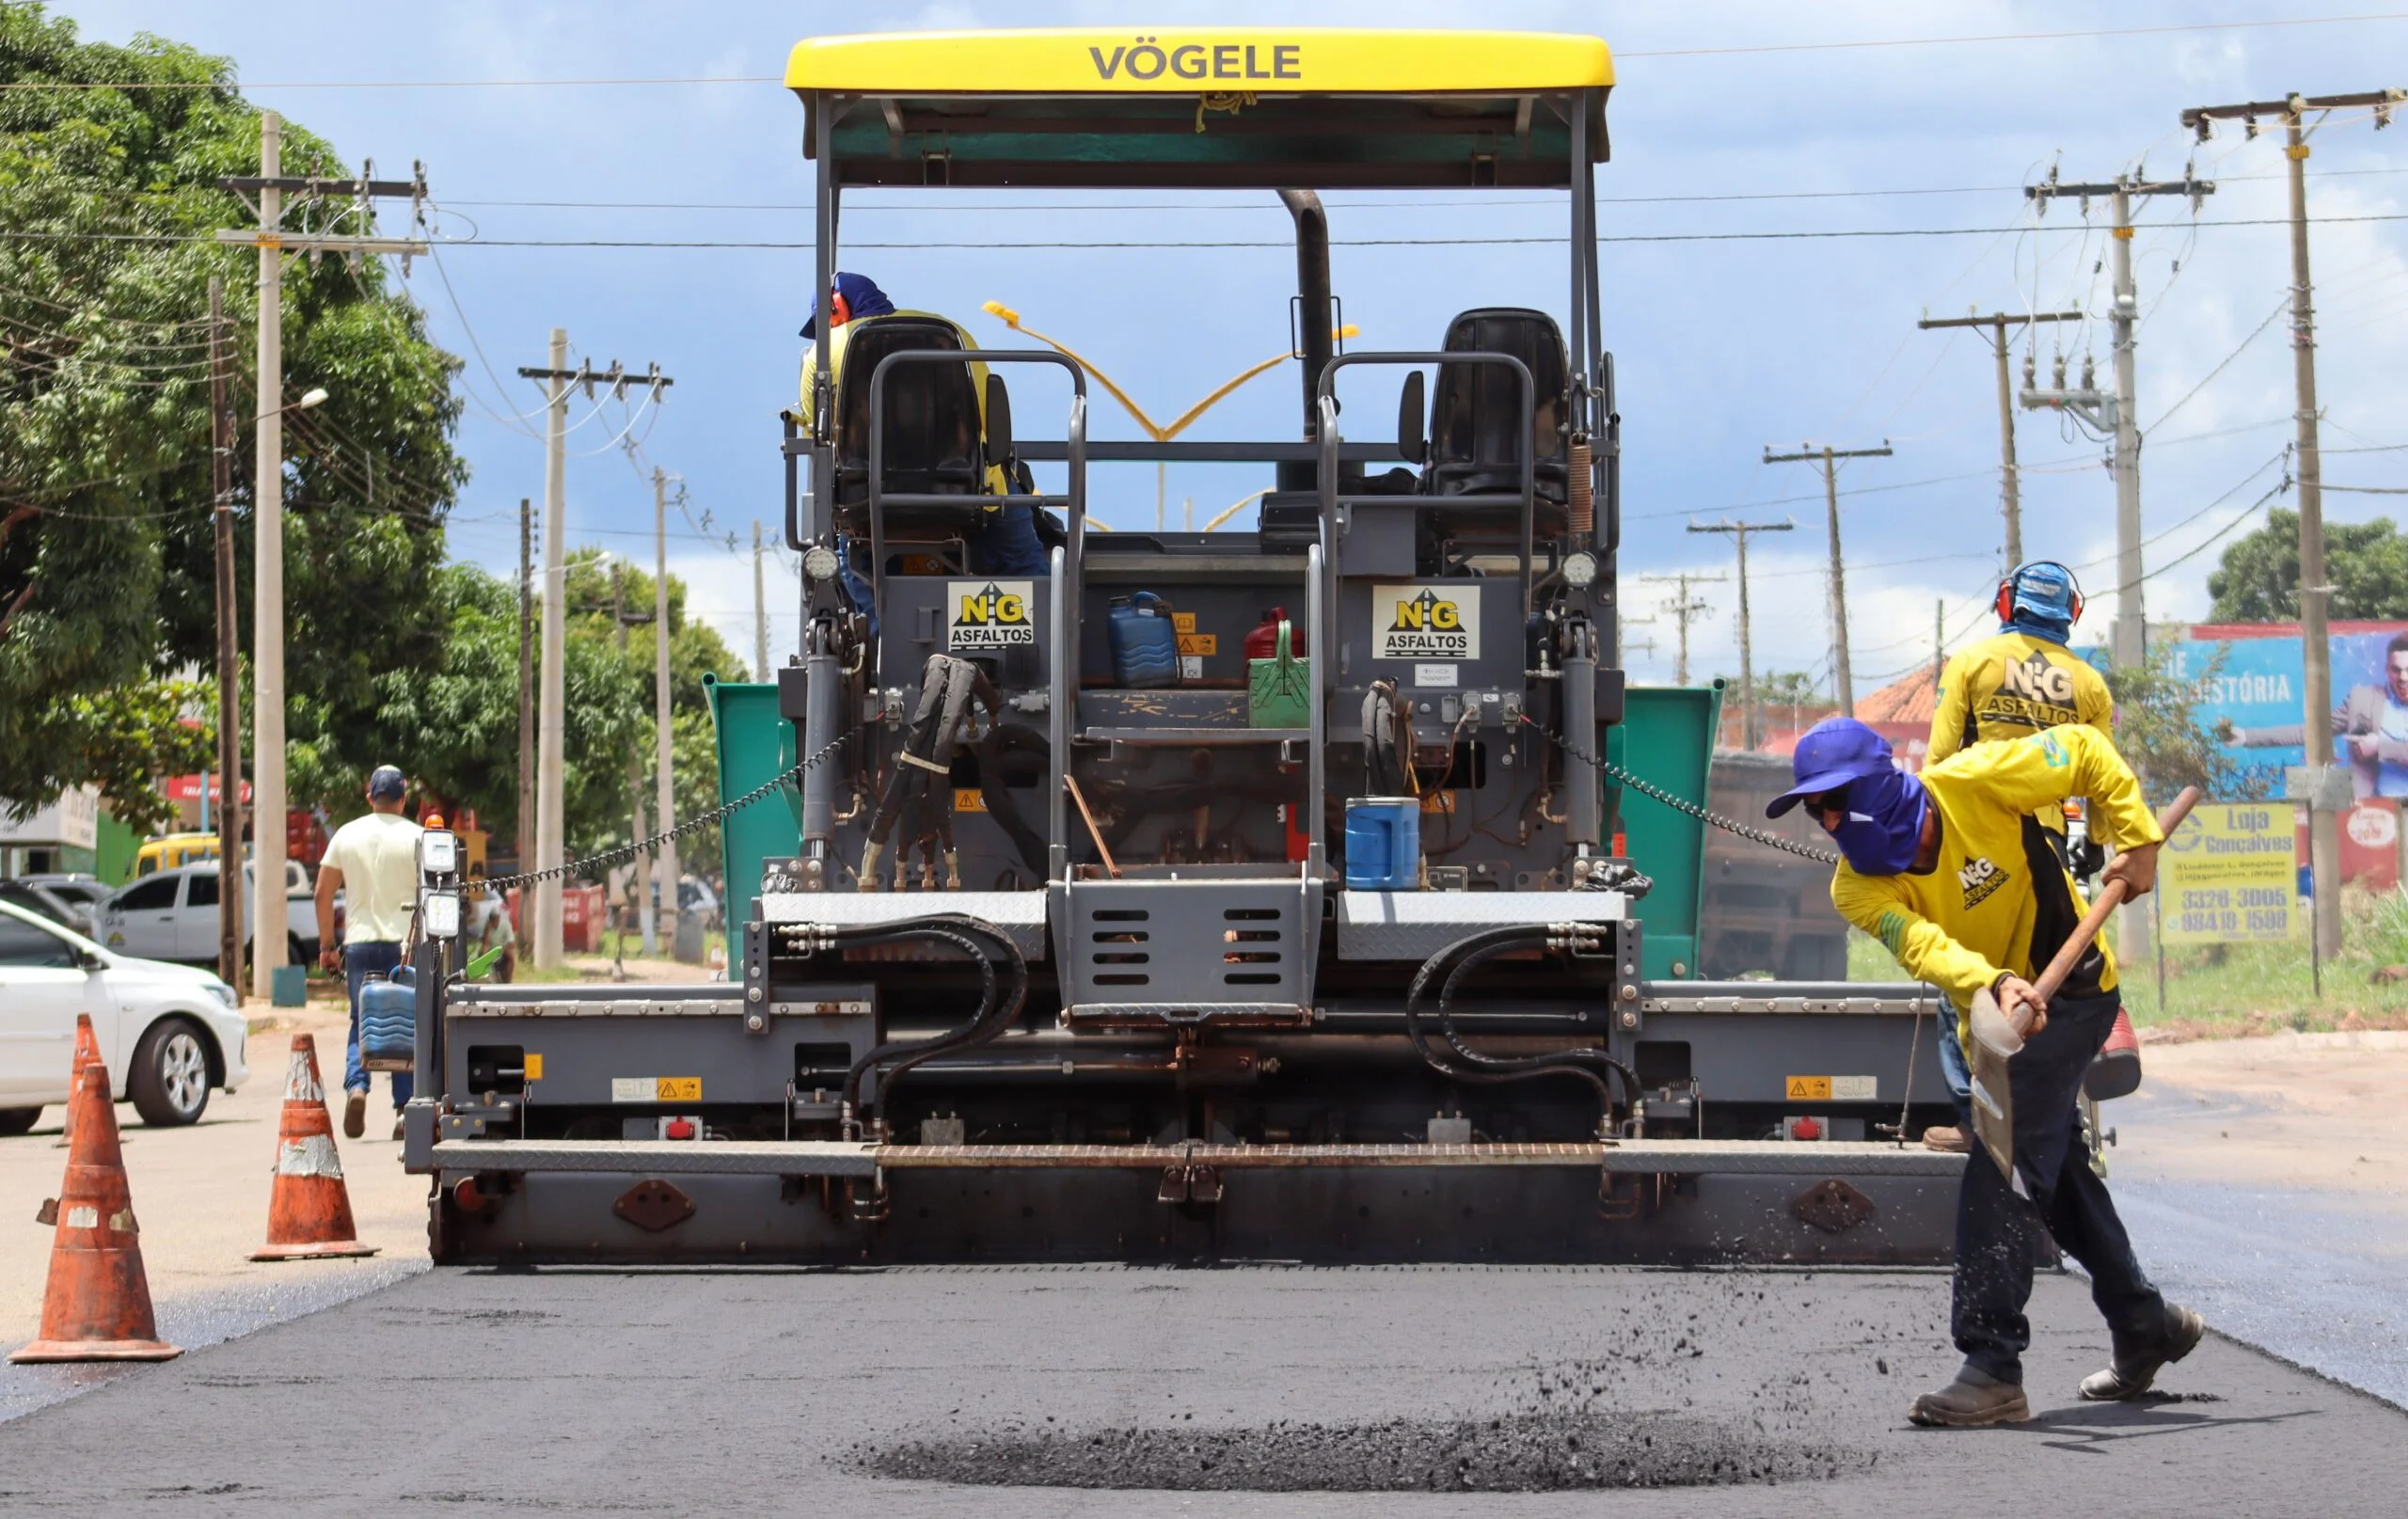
[1855, 659, 1943, 728]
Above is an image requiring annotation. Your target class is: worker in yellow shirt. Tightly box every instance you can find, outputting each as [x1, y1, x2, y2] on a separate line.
[1923, 561, 2115, 1152]
[1928, 560, 2113, 768]
[1767, 717, 2202, 1428]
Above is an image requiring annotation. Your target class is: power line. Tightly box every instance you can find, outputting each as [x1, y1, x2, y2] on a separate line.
[4, 12, 2398, 90]
[430, 166, 2407, 215]
[12, 211, 2406, 252]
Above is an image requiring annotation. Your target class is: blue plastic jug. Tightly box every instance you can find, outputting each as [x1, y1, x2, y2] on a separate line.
[1107, 592, 1181, 688]
[1344, 798, 1422, 890]
[358, 965, 416, 1072]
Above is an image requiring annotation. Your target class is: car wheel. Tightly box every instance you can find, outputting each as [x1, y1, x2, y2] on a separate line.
[130, 1019, 213, 1127]
[0, 1108, 40, 1138]
[288, 932, 306, 969]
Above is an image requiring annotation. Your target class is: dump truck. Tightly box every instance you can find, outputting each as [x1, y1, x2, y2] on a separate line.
[401, 25, 1963, 1265]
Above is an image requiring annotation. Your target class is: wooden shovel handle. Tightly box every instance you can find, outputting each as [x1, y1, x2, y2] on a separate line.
[2032, 785, 2200, 1002]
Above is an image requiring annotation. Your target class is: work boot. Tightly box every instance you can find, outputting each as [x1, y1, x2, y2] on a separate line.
[1909, 1364, 2030, 1427]
[343, 1090, 366, 1140]
[2081, 1304, 2205, 1400]
[1922, 1125, 1971, 1153]
[391, 1116, 405, 1143]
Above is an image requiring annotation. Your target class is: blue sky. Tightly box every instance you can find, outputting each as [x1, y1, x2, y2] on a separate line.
[63, 2, 2408, 693]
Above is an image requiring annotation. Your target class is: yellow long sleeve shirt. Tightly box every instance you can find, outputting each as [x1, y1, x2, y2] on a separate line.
[1830, 725, 2162, 1032]
[1927, 630, 2114, 766]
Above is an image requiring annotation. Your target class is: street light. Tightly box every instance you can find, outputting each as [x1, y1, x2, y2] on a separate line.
[259, 387, 328, 420]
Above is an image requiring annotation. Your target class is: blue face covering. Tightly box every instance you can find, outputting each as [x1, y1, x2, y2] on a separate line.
[2004, 612, 2072, 646]
[1830, 766, 1930, 875]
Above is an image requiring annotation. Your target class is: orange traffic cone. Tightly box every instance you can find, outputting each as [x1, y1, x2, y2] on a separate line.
[55, 1013, 101, 1147]
[250, 1035, 378, 1261]
[11, 1060, 179, 1363]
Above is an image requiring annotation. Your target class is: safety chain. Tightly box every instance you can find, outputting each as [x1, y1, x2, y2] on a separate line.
[479, 732, 851, 894]
[1515, 715, 1842, 865]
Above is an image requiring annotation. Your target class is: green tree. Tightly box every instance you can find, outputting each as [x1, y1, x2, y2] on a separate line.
[2106, 642, 2264, 805]
[2207, 508, 2408, 622]
[1, 5, 463, 825]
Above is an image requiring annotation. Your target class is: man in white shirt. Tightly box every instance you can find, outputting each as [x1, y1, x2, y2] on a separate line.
[314, 766, 422, 1140]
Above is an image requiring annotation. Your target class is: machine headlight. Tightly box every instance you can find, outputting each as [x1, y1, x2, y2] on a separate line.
[803, 544, 841, 584]
[205, 980, 238, 1008]
[1561, 550, 1599, 588]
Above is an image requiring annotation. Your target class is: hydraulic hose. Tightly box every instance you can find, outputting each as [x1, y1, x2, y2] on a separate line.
[833, 915, 1029, 1130]
[1402, 926, 1639, 1130]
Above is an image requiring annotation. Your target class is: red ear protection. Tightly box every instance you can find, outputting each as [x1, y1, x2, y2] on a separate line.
[1998, 562, 2085, 625]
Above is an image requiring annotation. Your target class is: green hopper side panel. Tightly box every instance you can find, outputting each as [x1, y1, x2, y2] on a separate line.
[702, 674, 800, 931]
[1608, 682, 1726, 982]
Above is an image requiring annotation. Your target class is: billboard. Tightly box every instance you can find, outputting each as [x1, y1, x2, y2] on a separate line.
[2088, 622, 2408, 803]
[2159, 801, 2300, 945]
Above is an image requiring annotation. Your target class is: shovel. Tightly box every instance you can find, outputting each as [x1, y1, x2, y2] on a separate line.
[1966, 785, 2199, 1183]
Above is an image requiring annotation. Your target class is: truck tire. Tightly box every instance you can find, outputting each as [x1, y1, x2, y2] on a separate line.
[129, 1018, 213, 1127]
[0, 1108, 40, 1137]
[289, 932, 307, 970]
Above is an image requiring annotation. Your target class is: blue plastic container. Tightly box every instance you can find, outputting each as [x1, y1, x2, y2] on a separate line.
[1344, 797, 1423, 890]
[1107, 592, 1180, 688]
[358, 965, 416, 1072]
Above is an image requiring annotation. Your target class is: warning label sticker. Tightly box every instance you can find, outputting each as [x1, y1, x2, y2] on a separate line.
[612, 1077, 704, 1103]
[948, 579, 1036, 650]
[1784, 1075, 1877, 1101]
[1373, 583, 1480, 660]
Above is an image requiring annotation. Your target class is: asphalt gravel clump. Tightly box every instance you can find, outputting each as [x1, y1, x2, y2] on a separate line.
[858, 1411, 1866, 1492]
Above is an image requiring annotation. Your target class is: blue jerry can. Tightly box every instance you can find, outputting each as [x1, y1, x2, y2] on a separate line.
[358, 966, 416, 1072]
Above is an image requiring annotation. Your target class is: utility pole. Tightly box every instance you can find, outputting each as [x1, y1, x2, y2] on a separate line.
[2181, 88, 2401, 963]
[609, 567, 656, 957]
[208, 275, 245, 996]
[516, 497, 534, 887]
[513, 350, 674, 970]
[1916, 310, 2083, 567]
[1687, 519, 1795, 750]
[752, 519, 770, 681]
[1640, 571, 1723, 687]
[2021, 168, 2215, 676]
[529, 332, 568, 969]
[1763, 443, 1891, 716]
[1933, 598, 1947, 692]
[215, 134, 427, 998]
[654, 467, 683, 960]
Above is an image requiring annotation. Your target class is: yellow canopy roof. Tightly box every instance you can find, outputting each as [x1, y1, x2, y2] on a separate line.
[785, 27, 1612, 95]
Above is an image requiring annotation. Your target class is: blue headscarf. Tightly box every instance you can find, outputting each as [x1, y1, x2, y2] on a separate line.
[1830, 764, 1931, 876]
[2003, 562, 2079, 646]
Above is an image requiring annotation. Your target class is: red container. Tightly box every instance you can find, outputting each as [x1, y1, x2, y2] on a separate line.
[1245, 607, 1307, 660]
[558, 884, 608, 953]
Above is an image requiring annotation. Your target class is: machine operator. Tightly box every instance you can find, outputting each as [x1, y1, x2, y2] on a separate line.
[798, 272, 1052, 584]
[1767, 717, 2201, 1428]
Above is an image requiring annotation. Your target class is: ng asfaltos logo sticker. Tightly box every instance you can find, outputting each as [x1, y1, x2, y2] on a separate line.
[1373, 583, 1480, 660]
[948, 579, 1036, 650]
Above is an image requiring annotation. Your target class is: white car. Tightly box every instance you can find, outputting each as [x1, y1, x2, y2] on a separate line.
[96, 862, 319, 969]
[0, 899, 250, 1133]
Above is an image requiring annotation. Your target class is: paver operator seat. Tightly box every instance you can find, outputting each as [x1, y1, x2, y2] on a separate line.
[1421, 306, 1572, 541]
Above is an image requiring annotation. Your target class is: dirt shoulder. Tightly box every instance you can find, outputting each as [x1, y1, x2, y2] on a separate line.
[2115, 1029, 2408, 1204]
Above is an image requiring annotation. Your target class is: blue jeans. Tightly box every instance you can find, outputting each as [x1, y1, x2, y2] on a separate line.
[1953, 989, 2165, 1384]
[1938, 1017, 1974, 1131]
[343, 941, 414, 1109]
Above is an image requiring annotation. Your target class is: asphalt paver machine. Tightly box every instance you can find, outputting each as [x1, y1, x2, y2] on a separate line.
[404, 26, 1964, 1264]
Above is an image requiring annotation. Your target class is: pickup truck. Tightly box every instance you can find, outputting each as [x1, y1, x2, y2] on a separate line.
[96, 861, 319, 968]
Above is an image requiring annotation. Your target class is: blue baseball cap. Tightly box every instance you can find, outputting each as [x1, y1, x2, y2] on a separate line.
[2005, 561, 2080, 626]
[1765, 719, 1898, 817]
[800, 272, 895, 338]
[367, 765, 406, 801]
